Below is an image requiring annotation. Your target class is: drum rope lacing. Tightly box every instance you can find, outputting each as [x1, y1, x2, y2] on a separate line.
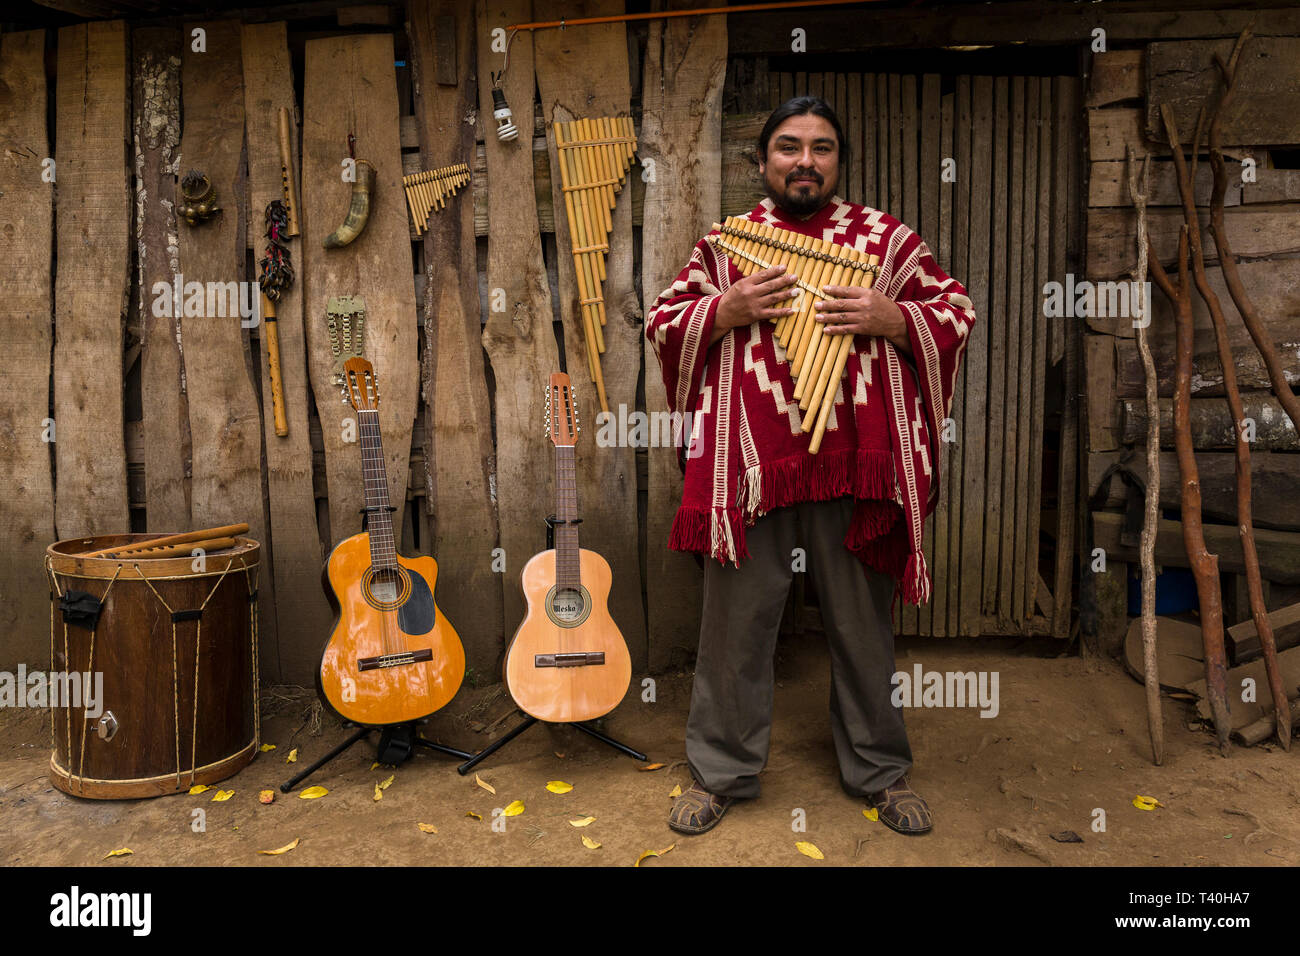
[45, 557, 123, 794]
[135, 559, 236, 788]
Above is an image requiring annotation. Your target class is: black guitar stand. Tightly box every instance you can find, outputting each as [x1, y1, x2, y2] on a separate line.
[280, 722, 474, 793]
[455, 513, 647, 775]
[281, 504, 475, 793]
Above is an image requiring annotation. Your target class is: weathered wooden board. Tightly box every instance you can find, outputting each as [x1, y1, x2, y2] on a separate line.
[242, 21, 330, 683]
[132, 28, 190, 533]
[179, 21, 280, 665]
[1093, 510, 1300, 585]
[1051, 76, 1081, 638]
[1120, 395, 1297, 450]
[409, 0, 501, 676]
[1025, 77, 1052, 622]
[1146, 38, 1300, 147]
[1088, 448, 1300, 531]
[996, 76, 1025, 625]
[535, 0, 648, 673]
[477, 0, 561, 645]
[920, 74, 946, 638]
[1087, 206, 1300, 279]
[640, 2, 725, 671]
[721, 112, 765, 218]
[1086, 49, 1142, 108]
[1242, 169, 1300, 204]
[1088, 159, 1237, 208]
[1084, 333, 1118, 451]
[302, 34, 419, 547]
[1115, 336, 1300, 399]
[1012, 78, 1038, 622]
[959, 74, 990, 634]
[54, 21, 130, 537]
[0, 29, 55, 668]
[1088, 107, 1167, 162]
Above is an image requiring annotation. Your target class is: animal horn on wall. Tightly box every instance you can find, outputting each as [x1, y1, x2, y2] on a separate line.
[323, 159, 376, 249]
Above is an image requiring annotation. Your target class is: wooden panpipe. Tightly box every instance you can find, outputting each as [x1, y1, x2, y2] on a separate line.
[706, 217, 882, 454]
[553, 117, 638, 414]
[403, 162, 470, 235]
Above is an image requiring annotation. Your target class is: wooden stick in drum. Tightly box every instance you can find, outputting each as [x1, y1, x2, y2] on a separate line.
[104, 537, 238, 560]
[81, 524, 251, 558]
[808, 253, 882, 453]
[278, 107, 301, 238]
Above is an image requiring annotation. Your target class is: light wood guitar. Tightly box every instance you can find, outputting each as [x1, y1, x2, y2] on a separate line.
[317, 357, 465, 726]
[503, 373, 632, 723]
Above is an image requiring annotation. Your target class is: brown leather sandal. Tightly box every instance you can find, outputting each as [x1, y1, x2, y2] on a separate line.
[668, 780, 734, 835]
[866, 775, 933, 835]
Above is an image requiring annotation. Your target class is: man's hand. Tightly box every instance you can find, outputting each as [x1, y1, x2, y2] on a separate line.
[710, 265, 798, 346]
[815, 285, 913, 358]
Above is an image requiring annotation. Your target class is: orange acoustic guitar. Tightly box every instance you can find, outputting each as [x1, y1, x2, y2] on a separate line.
[503, 373, 632, 723]
[318, 357, 465, 726]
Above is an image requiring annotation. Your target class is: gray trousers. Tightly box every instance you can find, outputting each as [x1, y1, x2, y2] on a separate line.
[685, 496, 912, 799]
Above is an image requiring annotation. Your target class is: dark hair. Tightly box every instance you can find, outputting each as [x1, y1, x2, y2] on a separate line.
[757, 96, 847, 161]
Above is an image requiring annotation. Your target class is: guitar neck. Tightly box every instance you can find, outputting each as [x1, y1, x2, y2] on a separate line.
[554, 445, 580, 590]
[357, 408, 396, 568]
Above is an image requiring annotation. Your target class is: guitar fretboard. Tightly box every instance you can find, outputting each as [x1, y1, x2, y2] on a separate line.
[357, 409, 396, 569]
[554, 445, 580, 590]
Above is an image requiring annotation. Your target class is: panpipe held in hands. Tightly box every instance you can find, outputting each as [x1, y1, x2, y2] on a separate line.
[554, 117, 638, 414]
[403, 162, 471, 235]
[705, 217, 882, 454]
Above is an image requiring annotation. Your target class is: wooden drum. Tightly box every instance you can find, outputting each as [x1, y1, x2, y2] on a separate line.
[44, 534, 261, 799]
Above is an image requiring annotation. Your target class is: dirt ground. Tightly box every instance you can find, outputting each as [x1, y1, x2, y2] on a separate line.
[3, 633, 1297, 867]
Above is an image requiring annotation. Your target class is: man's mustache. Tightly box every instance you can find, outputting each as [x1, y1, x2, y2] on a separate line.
[786, 170, 823, 186]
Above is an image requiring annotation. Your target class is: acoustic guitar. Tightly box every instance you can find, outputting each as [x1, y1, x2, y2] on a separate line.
[318, 356, 465, 726]
[503, 373, 632, 723]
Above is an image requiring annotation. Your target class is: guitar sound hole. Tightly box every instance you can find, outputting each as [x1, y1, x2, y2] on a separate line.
[550, 588, 586, 624]
[363, 566, 411, 610]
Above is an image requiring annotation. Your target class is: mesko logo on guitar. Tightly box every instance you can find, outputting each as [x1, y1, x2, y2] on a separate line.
[49, 886, 151, 936]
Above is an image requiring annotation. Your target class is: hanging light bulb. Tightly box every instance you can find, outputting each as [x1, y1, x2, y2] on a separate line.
[492, 87, 518, 142]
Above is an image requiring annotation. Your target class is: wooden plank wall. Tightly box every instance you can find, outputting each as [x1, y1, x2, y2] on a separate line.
[640, 3, 727, 672]
[0, 30, 55, 669]
[1084, 44, 1300, 645]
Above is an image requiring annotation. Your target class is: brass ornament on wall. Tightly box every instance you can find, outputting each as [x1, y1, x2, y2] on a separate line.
[178, 169, 221, 226]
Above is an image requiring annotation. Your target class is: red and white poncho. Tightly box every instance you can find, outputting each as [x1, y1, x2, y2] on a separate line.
[646, 196, 975, 606]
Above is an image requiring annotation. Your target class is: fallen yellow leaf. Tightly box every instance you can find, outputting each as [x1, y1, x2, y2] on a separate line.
[188, 784, 211, 795]
[378, 774, 394, 791]
[259, 790, 275, 805]
[417, 823, 438, 833]
[475, 773, 496, 795]
[373, 783, 383, 802]
[581, 835, 602, 850]
[503, 800, 525, 817]
[669, 784, 682, 799]
[795, 841, 824, 860]
[370, 762, 380, 771]
[102, 847, 133, 860]
[634, 843, 676, 867]
[212, 790, 234, 802]
[259, 837, 300, 855]
[286, 748, 297, 763]
[465, 810, 483, 821]
[546, 780, 573, 794]
[554, 751, 565, 759]
[259, 743, 276, 752]
[863, 808, 879, 822]
[639, 762, 666, 771]
[299, 786, 329, 799]
[568, 816, 597, 828]
[1133, 795, 1164, 811]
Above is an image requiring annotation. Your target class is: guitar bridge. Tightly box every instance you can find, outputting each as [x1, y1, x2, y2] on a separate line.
[357, 649, 433, 671]
[534, 652, 605, 668]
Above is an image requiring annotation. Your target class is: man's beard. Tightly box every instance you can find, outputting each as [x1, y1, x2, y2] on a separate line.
[767, 172, 828, 217]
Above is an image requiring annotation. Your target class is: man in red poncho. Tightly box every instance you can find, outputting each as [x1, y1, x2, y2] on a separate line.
[646, 97, 975, 836]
